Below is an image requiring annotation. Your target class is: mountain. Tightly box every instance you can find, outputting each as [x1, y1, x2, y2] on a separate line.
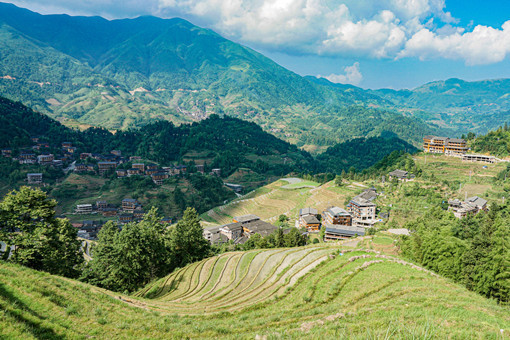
[2, 245, 508, 338]
[0, 3, 435, 150]
[370, 78, 510, 132]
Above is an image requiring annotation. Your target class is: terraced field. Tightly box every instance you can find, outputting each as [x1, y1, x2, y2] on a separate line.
[1, 239, 509, 339]
[134, 245, 336, 313]
[203, 179, 357, 226]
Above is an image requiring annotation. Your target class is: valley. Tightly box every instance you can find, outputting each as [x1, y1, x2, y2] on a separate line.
[0, 2, 510, 339]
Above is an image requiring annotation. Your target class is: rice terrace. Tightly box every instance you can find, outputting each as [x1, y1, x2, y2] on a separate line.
[1, 238, 508, 339]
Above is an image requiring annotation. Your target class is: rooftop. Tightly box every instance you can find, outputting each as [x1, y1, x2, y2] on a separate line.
[324, 223, 365, 236]
[299, 207, 318, 216]
[302, 215, 320, 224]
[233, 214, 260, 223]
[325, 206, 350, 217]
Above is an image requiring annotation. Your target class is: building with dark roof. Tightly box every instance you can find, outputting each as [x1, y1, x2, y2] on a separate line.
[324, 224, 365, 241]
[322, 207, 351, 226]
[448, 196, 488, 219]
[388, 169, 415, 182]
[233, 214, 260, 224]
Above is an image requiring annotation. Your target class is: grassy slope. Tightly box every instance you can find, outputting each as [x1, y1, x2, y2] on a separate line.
[1, 240, 509, 339]
[201, 179, 357, 226]
[202, 152, 508, 227]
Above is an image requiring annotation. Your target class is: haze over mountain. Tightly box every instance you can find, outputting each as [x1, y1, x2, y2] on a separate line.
[0, 3, 508, 152]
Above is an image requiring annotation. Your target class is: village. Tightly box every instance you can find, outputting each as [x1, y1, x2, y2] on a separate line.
[1, 134, 502, 242]
[1, 137, 230, 240]
[201, 135, 500, 245]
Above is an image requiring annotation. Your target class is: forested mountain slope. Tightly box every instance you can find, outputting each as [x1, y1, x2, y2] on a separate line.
[0, 3, 435, 149]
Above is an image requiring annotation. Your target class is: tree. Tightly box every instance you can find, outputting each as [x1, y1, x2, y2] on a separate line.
[167, 207, 210, 269]
[0, 186, 83, 277]
[82, 208, 171, 292]
[284, 228, 307, 247]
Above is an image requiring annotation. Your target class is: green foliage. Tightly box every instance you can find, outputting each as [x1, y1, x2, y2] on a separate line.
[471, 125, 510, 157]
[166, 207, 210, 269]
[0, 186, 82, 278]
[82, 208, 173, 292]
[400, 204, 510, 303]
[0, 4, 435, 150]
[315, 136, 418, 174]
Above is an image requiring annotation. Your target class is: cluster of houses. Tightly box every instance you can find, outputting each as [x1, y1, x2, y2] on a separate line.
[297, 188, 379, 241]
[2, 138, 225, 186]
[203, 214, 279, 245]
[423, 135, 501, 163]
[73, 198, 172, 239]
[448, 196, 488, 219]
[74, 198, 154, 224]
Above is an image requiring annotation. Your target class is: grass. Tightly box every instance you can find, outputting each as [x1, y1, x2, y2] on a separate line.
[1, 240, 509, 339]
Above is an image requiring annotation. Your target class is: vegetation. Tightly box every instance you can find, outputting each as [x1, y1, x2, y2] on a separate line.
[0, 187, 82, 277]
[1, 244, 508, 338]
[0, 3, 437, 150]
[399, 204, 510, 303]
[82, 207, 210, 293]
[315, 136, 417, 174]
[471, 124, 510, 157]
[369, 77, 510, 133]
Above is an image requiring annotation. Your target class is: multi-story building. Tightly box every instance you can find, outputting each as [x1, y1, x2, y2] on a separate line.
[76, 204, 93, 214]
[322, 207, 352, 226]
[423, 136, 468, 156]
[97, 161, 117, 174]
[448, 196, 488, 219]
[122, 198, 138, 212]
[347, 192, 377, 228]
[132, 163, 145, 172]
[27, 173, 42, 184]
[37, 154, 54, 165]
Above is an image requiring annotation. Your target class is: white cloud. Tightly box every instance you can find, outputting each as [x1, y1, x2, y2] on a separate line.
[318, 62, 363, 85]
[6, 0, 510, 65]
[400, 21, 510, 65]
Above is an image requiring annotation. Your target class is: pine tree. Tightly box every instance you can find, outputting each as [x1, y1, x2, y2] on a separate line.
[167, 207, 210, 269]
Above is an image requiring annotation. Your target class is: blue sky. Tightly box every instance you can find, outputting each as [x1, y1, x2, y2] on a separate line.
[5, 0, 510, 89]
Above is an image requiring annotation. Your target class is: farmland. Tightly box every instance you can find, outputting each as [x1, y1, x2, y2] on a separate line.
[1, 238, 508, 339]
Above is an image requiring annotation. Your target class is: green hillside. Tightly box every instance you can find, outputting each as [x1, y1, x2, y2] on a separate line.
[1, 242, 508, 339]
[0, 3, 436, 149]
[371, 78, 510, 133]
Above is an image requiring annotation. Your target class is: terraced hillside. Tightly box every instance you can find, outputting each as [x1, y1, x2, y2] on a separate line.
[202, 178, 368, 226]
[2, 240, 509, 339]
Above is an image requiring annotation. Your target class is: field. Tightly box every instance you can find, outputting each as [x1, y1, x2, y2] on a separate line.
[1, 238, 509, 339]
[201, 179, 366, 226]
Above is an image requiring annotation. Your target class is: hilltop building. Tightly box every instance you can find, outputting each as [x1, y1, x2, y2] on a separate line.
[322, 206, 351, 226]
[462, 154, 498, 164]
[204, 214, 277, 244]
[423, 136, 468, 156]
[298, 208, 320, 231]
[324, 224, 365, 241]
[388, 169, 415, 182]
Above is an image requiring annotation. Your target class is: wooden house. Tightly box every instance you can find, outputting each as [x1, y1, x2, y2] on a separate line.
[27, 173, 42, 184]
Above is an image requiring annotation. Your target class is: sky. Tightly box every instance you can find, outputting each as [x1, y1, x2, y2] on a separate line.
[4, 0, 510, 89]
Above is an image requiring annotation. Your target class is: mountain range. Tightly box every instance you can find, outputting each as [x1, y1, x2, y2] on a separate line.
[0, 3, 508, 151]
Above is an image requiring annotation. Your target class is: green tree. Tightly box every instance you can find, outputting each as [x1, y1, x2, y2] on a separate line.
[0, 186, 83, 278]
[167, 207, 210, 269]
[82, 208, 171, 292]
